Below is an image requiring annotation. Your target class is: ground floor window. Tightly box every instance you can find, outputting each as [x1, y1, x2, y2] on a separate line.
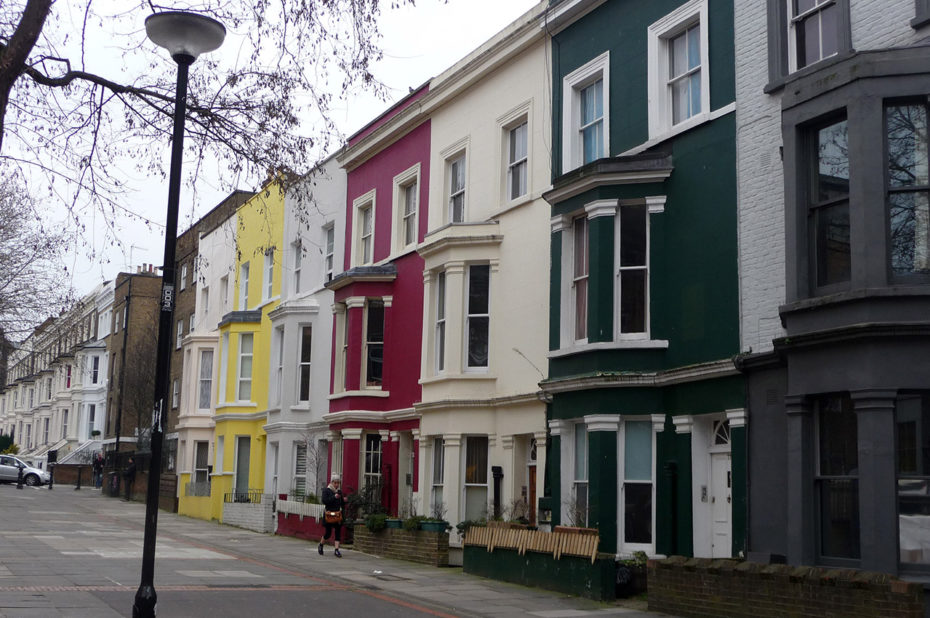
[363, 433, 382, 490]
[622, 420, 653, 547]
[432, 437, 444, 516]
[572, 424, 588, 527]
[294, 442, 307, 497]
[464, 436, 488, 520]
[194, 441, 209, 484]
[816, 393, 860, 561]
[897, 392, 930, 565]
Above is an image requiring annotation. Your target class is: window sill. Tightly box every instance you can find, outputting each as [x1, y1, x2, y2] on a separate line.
[215, 402, 259, 409]
[328, 389, 391, 400]
[550, 339, 669, 358]
[420, 372, 497, 385]
[912, 13, 930, 29]
[627, 103, 735, 156]
[256, 295, 280, 311]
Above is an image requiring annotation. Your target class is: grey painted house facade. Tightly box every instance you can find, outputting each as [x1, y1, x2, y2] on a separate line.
[736, 0, 930, 576]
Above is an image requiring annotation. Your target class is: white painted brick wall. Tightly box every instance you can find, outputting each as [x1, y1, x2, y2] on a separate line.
[222, 494, 275, 533]
[735, 0, 928, 353]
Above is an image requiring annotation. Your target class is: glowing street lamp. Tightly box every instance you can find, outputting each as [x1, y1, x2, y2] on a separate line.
[134, 12, 225, 618]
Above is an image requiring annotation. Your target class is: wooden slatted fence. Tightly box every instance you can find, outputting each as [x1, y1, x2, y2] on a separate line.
[463, 522, 600, 563]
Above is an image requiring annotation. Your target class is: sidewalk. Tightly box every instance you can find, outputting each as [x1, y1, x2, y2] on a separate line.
[0, 483, 666, 617]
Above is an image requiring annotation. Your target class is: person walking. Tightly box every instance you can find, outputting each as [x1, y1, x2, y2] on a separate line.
[123, 456, 136, 501]
[319, 475, 345, 557]
[92, 452, 104, 488]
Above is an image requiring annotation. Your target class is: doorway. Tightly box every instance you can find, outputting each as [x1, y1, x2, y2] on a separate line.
[710, 451, 732, 558]
[235, 436, 250, 496]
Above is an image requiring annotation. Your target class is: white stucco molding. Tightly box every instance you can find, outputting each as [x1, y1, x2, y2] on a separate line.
[533, 430, 548, 442]
[378, 429, 391, 441]
[550, 214, 572, 234]
[501, 435, 514, 450]
[410, 428, 420, 441]
[442, 433, 462, 448]
[672, 415, 694, 434]
[325, 431, 338, 442]
[341, 428, 363, 440]
[585, 199, 618, 220]
[652, 414, 668, 433]
[548, 419, 569, 436]
[344, 296, 366, 310]
[585, 414, 620, 432]
[726, 408, 748, 428]
[382, 296, 393, 308]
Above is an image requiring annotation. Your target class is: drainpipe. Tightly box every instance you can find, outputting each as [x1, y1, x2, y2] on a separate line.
[492, 466, 503, 520]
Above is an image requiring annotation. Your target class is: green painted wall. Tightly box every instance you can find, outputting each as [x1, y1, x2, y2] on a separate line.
[588, 216, 615, 342]
[549, 376, 744, 421]
[550, 0, 735, 178]
[589, 430, 618, 552]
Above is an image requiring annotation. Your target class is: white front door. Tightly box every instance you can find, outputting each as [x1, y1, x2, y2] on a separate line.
[710, 452, 732, 558]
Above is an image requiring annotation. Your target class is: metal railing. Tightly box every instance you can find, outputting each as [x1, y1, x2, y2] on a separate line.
[185, 481, 211, 497]
[224, 489, 265, 504]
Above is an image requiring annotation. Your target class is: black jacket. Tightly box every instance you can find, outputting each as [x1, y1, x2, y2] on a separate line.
[322, 486, 344, 512]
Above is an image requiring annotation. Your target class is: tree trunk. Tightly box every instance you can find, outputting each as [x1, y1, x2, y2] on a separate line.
[0, 0, 52, 154]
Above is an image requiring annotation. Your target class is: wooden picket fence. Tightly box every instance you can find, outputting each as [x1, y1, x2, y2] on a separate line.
[463, 522, 600, 563]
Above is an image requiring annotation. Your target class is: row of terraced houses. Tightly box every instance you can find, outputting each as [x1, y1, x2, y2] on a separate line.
[3, 0, 930, 583]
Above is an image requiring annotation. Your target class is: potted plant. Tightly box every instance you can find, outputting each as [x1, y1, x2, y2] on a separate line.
[421, 501, 450, 532]
[615, 551, 648, 598]
[91, 430, 101, 438]
[364, 512, 387, 532]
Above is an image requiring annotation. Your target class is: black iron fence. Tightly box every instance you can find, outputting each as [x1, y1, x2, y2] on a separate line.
[224, 489, 264, 504]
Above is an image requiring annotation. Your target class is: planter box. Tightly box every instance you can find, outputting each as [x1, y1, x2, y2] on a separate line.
[354, 525, 449, 567]
[420, 520, 448, 533]
[385, 518, 403, 529]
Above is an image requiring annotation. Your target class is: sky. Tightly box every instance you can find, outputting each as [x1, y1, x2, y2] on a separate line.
[63, 0, 541, 299]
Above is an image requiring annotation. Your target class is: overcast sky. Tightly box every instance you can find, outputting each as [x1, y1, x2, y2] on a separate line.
[64, 0, 540, 299]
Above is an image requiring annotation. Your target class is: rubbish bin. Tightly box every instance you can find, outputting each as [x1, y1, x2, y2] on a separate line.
[108, 471, 121, 498]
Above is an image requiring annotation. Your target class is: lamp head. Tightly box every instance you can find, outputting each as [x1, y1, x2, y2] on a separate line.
[145, 11, 225, 64]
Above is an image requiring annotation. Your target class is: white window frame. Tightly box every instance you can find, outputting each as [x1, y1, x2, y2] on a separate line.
[198, 349, 213, 411]
[193, 441, 210, 484]
[562, 52, 610, 173]
[572, 422, 588, 527]
[464, 264, 490, 371]
[362, 299, 385, 388]
[176, 320, 184, 350]
[264, 249, 274, 301]
[219, 333, 229, 404]
[201, 287, 209, 322]
[180, 263, 188, 291]
[462, 435, 489, 521]
[293, 442, 308, 496]
[238, 262, 250, 311]
[333, 304, 347, 393]
[617, 417, 658, 555]
[91, 356, 99, 384]
[435, 271, 446, 374]
[298, 325, 312, 403]
[615, 201, 652, 341]
[292, 240, 302, 295]
[274, 326, 285, 406]
[647, 0, 710, 139]
[362, 433, 383, 490]
[431, 437, 445, 515]
[172, 378, 179, 409]
[220, 275, 229, 312]
[189, 313, 195, 334]
[392, 164, 420, 254]
[352, 190, 376, 267]
[507, 121, 529, 202]
[448, 154, 467, 223]
[323, 224, 335, 282]
[237, 333, 253, 402]
[86, 404, 95, 439]
[572, 215, 589, 344]
[60, 409, 67, 440]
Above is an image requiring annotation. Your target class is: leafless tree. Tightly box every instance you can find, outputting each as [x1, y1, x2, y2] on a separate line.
[0, 177, 71, 340]
[0, 0, 411, 253]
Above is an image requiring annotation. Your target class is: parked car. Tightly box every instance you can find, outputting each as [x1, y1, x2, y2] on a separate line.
[0, 455, 50, 486]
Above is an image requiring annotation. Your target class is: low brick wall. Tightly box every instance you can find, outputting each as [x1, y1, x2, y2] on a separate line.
[648, 556, 925, 618]
[353, 525, 449, 567]
[51, 464, 93, 487]
[222, 494, 275, 533]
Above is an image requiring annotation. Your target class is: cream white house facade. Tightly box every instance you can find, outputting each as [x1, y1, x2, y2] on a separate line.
[415, 1, 551, 532]
[265, 158, 346, 498]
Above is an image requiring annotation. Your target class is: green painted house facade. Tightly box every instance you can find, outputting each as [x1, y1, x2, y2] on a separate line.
[539, 0, 745, 559]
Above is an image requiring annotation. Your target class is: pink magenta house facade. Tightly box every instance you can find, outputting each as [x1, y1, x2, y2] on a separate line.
[327, 87, 431, 515]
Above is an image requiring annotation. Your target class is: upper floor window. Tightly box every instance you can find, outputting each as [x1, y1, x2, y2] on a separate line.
[618, 205, 649, 337]
[238, 262, 250, 310]
[364, 300, 385, 387]
[323, 224, 335, 282]
[808, 117, 850, 289]
[292, 241, 302, 295]
[264, 250, 274, 301]
[789, 0, 839, 71]
[237, 333, 254, 401]
[274, 326, 285, 405]
[198, 350, 213, 410]
[572, 216, 589, 342]
[176, 319, 184, 350]
[298, 325, 312, 402]
[393, 164, 420, 253]
[201, 287, 210, 321]
[648, 0, 709, 138]
[91, 356, 99, 384]
[466, 265, 490, 369]
[562, 52, 609, 172]
[508, 122, 528, 200]
[172, 379, 179, 409]
[220, 275, 229, 312]
[886, 103, 930, 279]
[180, 263, 188, 291]
[767, 0, 849, 84]
[435, 272, 446, 373]
[449, 155, 466, 223]
[402, 182, 418, 246]
[354, 193, 375, 266]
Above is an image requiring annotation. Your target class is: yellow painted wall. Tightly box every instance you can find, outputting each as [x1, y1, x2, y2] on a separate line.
[177, 472, 215, 521]
[209, 181, 284, 522]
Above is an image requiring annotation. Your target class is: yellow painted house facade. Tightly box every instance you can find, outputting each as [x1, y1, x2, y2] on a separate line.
[177, 183, 284, 522]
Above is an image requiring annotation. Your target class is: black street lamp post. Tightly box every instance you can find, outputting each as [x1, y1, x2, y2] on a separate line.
[134, 12, 225, 618]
